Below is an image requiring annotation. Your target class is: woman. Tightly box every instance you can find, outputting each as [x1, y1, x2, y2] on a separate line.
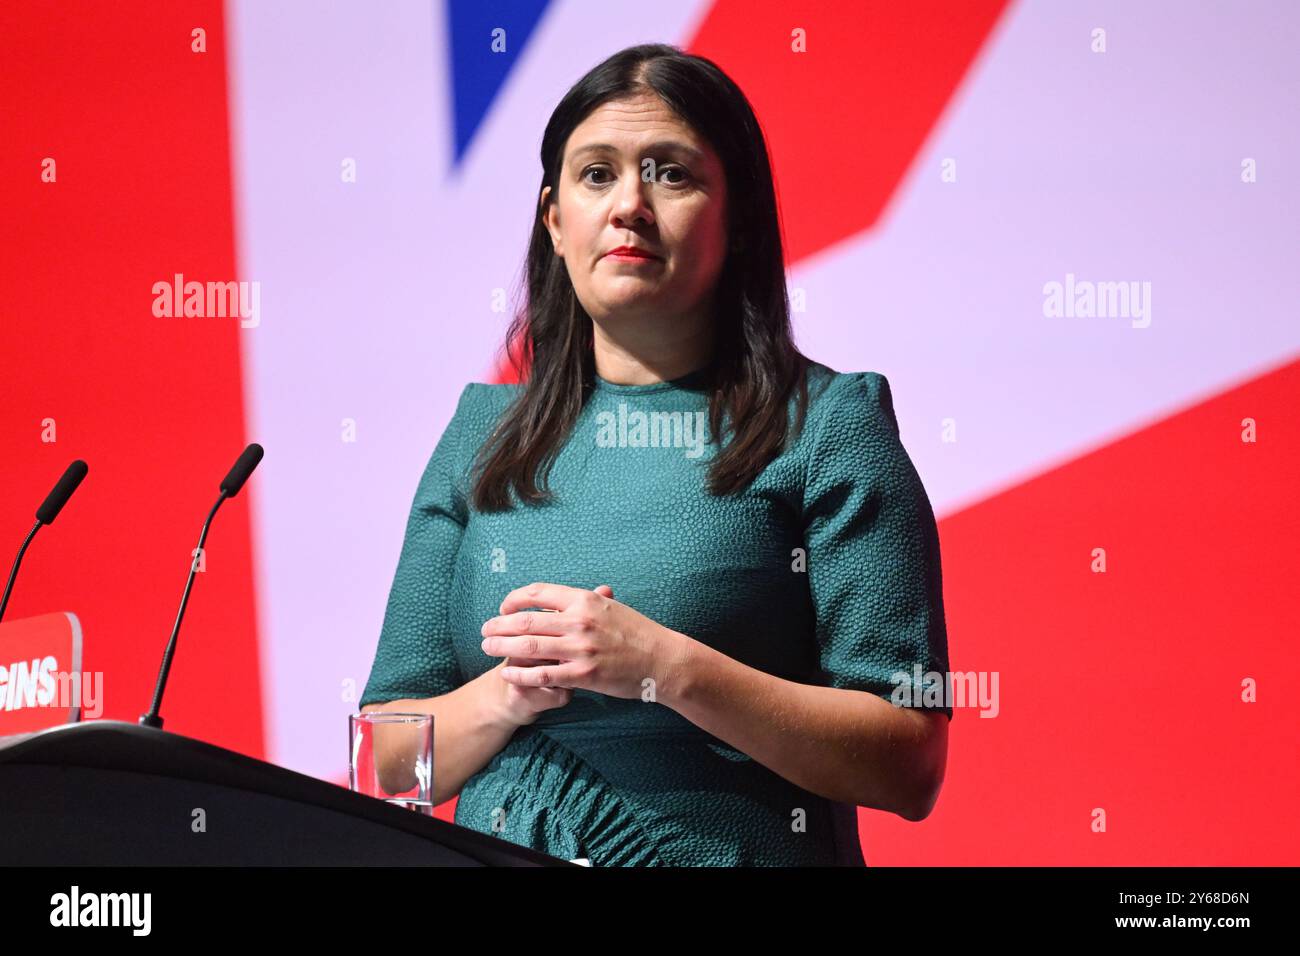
[360, 43, 951, 866]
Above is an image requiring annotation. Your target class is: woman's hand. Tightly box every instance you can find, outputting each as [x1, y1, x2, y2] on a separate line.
[482, 584, 613, 726]
[480, 582, 687, 702]
[486, 654, 573, 727]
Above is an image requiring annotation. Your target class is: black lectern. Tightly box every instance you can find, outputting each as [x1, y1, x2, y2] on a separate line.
[0, 720, 571, 866]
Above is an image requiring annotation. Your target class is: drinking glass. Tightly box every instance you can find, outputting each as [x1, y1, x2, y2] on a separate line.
[349, 712, 433, 815]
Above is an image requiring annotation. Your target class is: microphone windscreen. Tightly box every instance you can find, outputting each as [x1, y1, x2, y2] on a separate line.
[219, 443, 264, 498]
[35, 460, 89, 525]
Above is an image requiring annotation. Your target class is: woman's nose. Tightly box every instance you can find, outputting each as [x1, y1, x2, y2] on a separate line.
[611, 174, 653, 226]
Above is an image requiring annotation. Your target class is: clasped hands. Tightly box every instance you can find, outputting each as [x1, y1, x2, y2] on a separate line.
[479, 582, 685, 702]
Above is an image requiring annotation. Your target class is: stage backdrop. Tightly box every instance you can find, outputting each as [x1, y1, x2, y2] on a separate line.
[2, 0, 1296, 864]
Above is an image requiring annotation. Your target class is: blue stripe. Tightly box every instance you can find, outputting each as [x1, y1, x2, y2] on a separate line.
[445, 0, 552, 166]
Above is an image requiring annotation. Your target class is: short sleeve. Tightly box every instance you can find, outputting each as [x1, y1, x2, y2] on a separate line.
[802, 372, 952, 719]
[359, 384, 477, 707]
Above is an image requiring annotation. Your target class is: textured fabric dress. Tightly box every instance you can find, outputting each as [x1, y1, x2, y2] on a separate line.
[359, 361, 952, 866]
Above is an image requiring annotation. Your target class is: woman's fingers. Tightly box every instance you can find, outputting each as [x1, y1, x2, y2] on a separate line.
[483, 608, 568, 639]
[500, 660, 584, 688]
[483, 632, 577, 660]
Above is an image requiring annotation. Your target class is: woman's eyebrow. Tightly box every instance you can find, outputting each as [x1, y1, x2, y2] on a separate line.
[569, 140, 705, 163]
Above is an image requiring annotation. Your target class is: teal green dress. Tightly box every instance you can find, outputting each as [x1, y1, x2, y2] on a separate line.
[360, 361, 951, 866]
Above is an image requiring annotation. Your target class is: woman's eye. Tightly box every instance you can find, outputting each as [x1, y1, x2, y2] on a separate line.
[580, 165, 689, 186]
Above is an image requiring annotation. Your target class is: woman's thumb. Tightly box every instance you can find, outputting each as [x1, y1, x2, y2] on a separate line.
[593, 584, 614, 598]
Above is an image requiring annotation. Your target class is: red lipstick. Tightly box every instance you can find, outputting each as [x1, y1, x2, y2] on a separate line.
[604, 245, 661, 261]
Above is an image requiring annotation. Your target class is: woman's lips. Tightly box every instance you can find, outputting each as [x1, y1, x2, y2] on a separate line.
[604, 249, 661, 263]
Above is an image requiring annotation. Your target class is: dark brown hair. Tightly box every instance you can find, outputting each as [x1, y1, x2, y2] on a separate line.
[471, 43, 812, 512]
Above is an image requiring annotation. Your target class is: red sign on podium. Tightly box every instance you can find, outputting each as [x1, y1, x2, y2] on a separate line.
[0, 611, 84, 736]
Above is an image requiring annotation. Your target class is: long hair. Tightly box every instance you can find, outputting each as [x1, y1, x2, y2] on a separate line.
[470, 42, 812, 512]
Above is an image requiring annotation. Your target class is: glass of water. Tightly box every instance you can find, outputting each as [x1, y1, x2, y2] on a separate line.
[349, 712, 433, 815]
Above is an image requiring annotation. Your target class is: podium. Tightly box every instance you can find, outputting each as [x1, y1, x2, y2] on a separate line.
[0, 720, 572, 866]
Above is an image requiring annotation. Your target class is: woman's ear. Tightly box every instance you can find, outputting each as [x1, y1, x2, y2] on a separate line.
[541, 186, 563, 256]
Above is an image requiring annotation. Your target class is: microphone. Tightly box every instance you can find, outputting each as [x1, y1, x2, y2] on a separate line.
[139, 444, 263, 730]
[36, 460, 90, 525]
[220, 443, 263, 498]
[0, 460, 89, 623]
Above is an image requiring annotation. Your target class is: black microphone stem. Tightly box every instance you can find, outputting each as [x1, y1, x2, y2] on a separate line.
[0, 521, 41, 624]
[139, 492, 228, 730]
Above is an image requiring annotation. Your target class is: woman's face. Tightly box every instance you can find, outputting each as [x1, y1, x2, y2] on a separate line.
[541, 93, 728, 327]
